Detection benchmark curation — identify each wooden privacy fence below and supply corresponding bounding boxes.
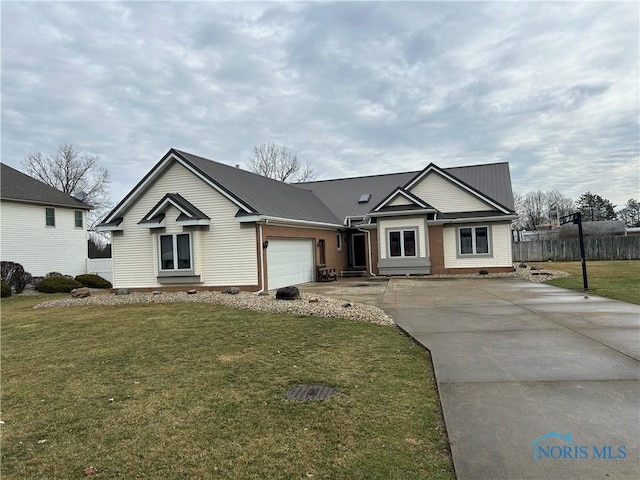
[512,236,640,262]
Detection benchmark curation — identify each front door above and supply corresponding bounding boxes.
[350,233,367,269]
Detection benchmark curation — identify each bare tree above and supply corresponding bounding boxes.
[546,189,574,225]
[520,190,547,230]
[247,142,315,183]
[22,144,111,231]
[515,189,574,230]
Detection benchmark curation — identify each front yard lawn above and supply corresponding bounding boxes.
[530,260,640,304]
[1,295,454,480]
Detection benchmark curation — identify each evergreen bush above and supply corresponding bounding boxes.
[37,277,82,293]
[75,274,112,289]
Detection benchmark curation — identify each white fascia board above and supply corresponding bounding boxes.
[368,209,435,218]
[137,220,166,229]
[147,198,192,220]
[236,214,342,229]
[176,218,211,226]
[95,224,123,232]
[344,216,365,227]
[429,215,518,225]
[407,166,511,214]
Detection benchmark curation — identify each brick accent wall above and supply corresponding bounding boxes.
[370,230,380,276]
[261,224,348,289]
[428,224,446,274]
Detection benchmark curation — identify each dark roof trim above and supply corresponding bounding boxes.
[142,193,209,222]
[404,164,514,214]
[95,216,123,231]
[138,193,210,228]
[100,149,254,226]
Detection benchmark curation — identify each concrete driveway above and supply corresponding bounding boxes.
[304,278,640,480]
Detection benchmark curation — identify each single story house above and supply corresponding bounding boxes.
[0,163,92,277]
[98,149,517,291]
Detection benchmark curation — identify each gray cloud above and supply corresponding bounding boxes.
[2,1,638,209]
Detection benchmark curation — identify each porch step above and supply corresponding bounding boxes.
[340,269,367,277]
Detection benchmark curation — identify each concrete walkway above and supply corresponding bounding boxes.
[305,278,640,479]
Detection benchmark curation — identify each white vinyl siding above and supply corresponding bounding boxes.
[443,222,512,268]
[0,200,88,276]
[378,216,427,260]
[111,161,258,288]
[409,172,493,213]
[388,195,413,207]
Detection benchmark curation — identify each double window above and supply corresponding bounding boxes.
[389,229,416,257]
[459,226,490,255]
[159,233,192,271]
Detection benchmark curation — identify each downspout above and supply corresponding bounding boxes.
[255,221,266,294]
[357,228,376,277]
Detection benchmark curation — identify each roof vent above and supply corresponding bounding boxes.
[358,193,371,203]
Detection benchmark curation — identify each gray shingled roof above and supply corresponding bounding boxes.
[300,171,419,222]
[173,150,342,225]
[444,162,515,211]
[1,163,92,210]
[300,162,515,221]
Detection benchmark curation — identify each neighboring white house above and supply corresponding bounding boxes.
[0,163,92,277]
[98,148,517,291]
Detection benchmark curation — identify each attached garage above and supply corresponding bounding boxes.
[267,238,315,290]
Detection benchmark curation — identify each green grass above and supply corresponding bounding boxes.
[1,295,454,480]
[531,260,640,304]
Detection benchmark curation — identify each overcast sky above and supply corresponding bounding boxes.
[2,1,639,209]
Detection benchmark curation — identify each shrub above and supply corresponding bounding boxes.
[75,274,112,289]
[1,261,33,293]
[46,272,65,278]
[478,269,489,276]
[13,271,33,294]
[1,261,24,285]
[37,277,82,293]
[1,281,11,297]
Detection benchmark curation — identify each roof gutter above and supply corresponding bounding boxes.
[357,228,376,278]
[429,214,518,225]
[236,215,343,229]
[368,208,436,218]
[255,222,266,295]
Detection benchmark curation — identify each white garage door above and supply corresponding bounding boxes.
[267,238,314,290]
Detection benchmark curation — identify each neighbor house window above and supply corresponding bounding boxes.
[336,233,343,252]
[74,210,83,228]
[459,226,490,255]
[45,207,55,227]
[389,230,416,257]
[159,233,192,271]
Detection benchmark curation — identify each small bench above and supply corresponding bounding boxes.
[317,265,337,282]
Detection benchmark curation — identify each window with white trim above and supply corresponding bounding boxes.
[74,210,83,228]
[459,226,490,255]
[336,233,343,252]
[45,207,55,227]
[389,229,417,257]
[159,233,192,271]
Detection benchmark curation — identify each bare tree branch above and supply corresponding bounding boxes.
[247,142,316,182]
[22,144,112,235]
